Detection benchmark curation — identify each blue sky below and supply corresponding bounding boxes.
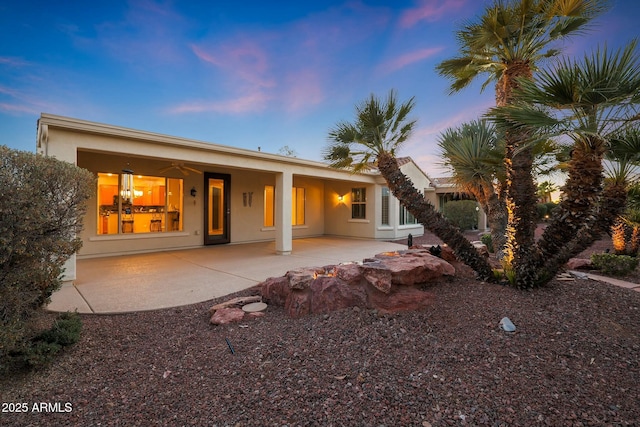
[1,0,638,176]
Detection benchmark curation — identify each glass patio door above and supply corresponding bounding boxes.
[204,173,230,245]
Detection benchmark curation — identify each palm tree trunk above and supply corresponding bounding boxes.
[504,142,539,288]
[535,181,628,284]
[485,190,507,260]
[377,153,494,281]
[537,138,606,262]
[497,62,539,288]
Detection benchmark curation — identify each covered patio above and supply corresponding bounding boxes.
[47,237,413,314]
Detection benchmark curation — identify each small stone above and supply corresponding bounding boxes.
[500,317,516,332]
[242,302,267,313]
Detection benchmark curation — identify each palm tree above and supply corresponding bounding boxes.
[437,120,508,260]
[436,0,608,287]
[324,90,494,281]
[536,180,557,203]
[492,41,640,284]
[606,129,640,254]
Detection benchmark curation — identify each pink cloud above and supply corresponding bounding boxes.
[399,0,467,28]
[378,47,444,74]
[168,92,271,115]
[0,85,65,115]
[0,57,29,67]
[191,42,275,89]
[282,69,325,112]
[0,102,40,114]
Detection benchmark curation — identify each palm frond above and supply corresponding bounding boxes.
[436,0,608,94]
[324,90,416,172]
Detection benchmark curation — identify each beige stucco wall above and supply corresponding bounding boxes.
[76,151,329,257]
[323,181,376,238]
[38,114,444,266]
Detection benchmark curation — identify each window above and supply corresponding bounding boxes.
[264,185,275,227]
[97,173,183,234]
[381,187,390,225]
[399,204,417,225]
[292,187,305,226]
[351,187,366,219]
[263,185,305,227]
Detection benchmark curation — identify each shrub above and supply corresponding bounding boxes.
[590,253,639,276]
[441,200,478,230]
[0,146,93,373]
[545,202,558,216]
[23,312,82,368]
[536,203,548,220]
[480,233,494,253]
[34,312,83,347]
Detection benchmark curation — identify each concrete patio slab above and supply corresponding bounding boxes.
[47,237,407,314]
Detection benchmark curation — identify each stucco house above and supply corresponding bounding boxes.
[36,113,471,283]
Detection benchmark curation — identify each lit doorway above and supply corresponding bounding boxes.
[204,173,230,244]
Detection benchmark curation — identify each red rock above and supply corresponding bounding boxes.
[210,307,245,325]
[285,290,312,318]
[471,241,489,257]
[259,249,454,318]
[439,246,457,263]
[378,251,454,286]
[566,258,591,270]
[361,264,392,293]
[286,268,317,290]
[335,263,363,285]
[247,312,265,319]
[260,276,289,306]
[310,276,367,314]
[367,286,434,314]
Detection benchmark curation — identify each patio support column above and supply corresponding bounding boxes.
[275,171,293,255]
[37,123,79,283]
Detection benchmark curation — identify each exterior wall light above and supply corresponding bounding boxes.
[190,187,197,197]
[337,195,344,202]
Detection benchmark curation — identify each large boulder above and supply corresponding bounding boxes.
[261,276,290,306]
[361,263,393,293]
[367,286,434,314]
[375,250,455,285]
[310,276,368,314]
[566,258,591,270]
[260,249,453,318]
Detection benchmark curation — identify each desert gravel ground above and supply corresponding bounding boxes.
[2,235,639,426]
[0,260,640,427]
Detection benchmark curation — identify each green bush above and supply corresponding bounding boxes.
[590,253,639,276]
[34,312,83,347]
[545,202,558,216]
[441,200,478,230]
[0,146,93,373]
[480,233,494,253]
[536,203,548,220]
[23,312,82,368]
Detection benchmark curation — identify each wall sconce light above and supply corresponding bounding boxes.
[337,195,344,202]
[190,187,197,197]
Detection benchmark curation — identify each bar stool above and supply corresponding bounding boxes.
[150,212,162,232]
[170,211,180,231]
[122,213,134,233]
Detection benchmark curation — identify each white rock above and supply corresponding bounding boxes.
[500,317,516,332]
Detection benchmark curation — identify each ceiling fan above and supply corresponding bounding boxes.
[158,162,202,176]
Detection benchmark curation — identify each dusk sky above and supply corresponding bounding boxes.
[1,0,638,176]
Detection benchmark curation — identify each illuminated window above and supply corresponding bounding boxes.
[399,204,417,225]
[97,173,183,234]
[381,187,390,225]
[264,185,275,227]
[351,187,366,219]
[263,185,305,226]
[292,187,305,226]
